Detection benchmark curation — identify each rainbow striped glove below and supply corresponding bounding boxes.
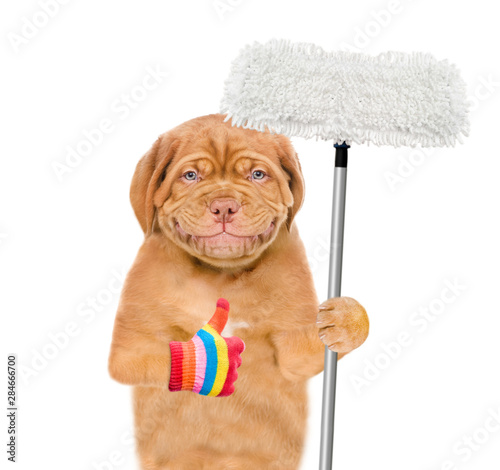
[169,299,245,397]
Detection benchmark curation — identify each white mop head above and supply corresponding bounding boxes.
[220,39,469,147]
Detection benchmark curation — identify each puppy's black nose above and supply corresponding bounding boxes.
[210,198,240,221]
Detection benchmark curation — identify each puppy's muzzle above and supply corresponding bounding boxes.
[210,198,241,223]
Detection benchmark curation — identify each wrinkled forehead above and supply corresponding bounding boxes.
[174,123,280,168]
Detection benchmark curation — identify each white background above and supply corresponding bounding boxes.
[1,1,499,469]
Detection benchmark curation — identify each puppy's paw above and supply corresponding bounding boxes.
[317,297,369,353]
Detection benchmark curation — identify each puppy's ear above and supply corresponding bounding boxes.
[276,135,305,230]
[130,135,178,235]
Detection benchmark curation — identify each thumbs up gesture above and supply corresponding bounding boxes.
[169,299,245,397]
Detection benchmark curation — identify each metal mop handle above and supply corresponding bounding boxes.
[319,143,349,470]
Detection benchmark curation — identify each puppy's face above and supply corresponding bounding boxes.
[130,115,304,269]
[157,143,285,266]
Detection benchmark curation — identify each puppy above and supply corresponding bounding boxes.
[108,114,369,469]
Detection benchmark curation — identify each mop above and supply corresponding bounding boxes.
[220,39,469,469]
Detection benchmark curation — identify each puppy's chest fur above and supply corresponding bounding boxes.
[159,267,284,339]
[170,295,266,340]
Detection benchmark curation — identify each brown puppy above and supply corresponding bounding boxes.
[108,114,369,469]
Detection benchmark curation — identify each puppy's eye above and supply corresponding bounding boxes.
[252,170,266,180]
[183,171,198,181]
